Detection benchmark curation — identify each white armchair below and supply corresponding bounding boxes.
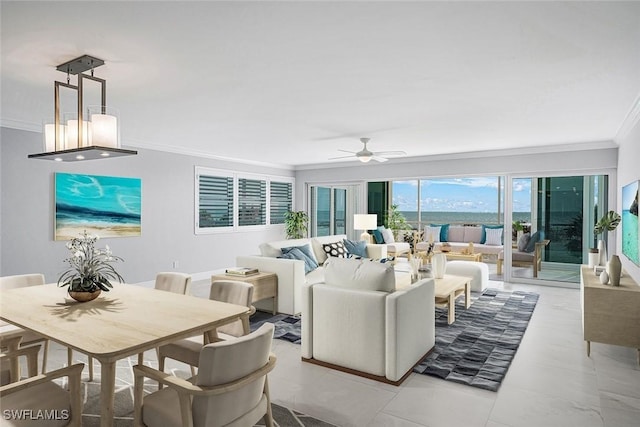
[302,257,435,384]
[134,323,276,427]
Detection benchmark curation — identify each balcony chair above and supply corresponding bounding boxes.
[498,238,550,278]
[133,323,276,427]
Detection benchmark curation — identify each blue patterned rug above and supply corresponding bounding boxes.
[250,288,538,392]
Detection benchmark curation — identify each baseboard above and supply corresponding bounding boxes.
[301,347,434,386]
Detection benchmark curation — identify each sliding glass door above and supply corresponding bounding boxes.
[507,174,608,284]
[309,184,361,238]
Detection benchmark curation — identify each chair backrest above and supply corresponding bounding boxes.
[209,280,253,336]
[154,272,191,295]
[193,323,274,427]
[0,274,45,291]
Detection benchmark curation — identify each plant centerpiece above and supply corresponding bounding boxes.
[284,210,309,239]
[58,231,124,302]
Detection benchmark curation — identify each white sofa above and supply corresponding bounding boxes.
[237,234,387,315]
[415,225,504,257]
[301,257,435,384]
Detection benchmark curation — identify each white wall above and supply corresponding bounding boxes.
[294,144,619,210]
[0,127,293,283]
[616,114,640,283]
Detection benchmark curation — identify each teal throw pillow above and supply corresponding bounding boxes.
[524,230,545,253]
[481,224,504,244]
[372,229,385,244]
[343,239,368,257]
[430,223,450,242]
[282,244,317,265]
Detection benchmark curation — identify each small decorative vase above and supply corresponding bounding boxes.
[588,249,599,268]
[599,270,609,285]
[608,255,622,286]
[597,240,607,266]
[69,289,101,302]
[432,253,447,279]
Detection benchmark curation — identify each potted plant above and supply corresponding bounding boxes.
[512,220,524,243]
[384,204,411,240]
[594,210,621,266]
[284,210,309,239]
[58,231,125,302]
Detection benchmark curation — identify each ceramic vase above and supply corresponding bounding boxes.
[608,255,622,286]
[432,253,447,279]
[599,270,609,285]
[588,250,599,268]
[597,240,607,266]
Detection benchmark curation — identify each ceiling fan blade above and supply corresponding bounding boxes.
[328,155,357,160]
[337,149,357,154]
[373,150,407,157]
[371,156,389,163]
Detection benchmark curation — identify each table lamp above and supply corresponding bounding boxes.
[354,214,377,243]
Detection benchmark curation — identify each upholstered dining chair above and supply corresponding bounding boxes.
[157,280,254,380]
[83,272,193,379]
[0,273,50,373]
[134,323,276,427]
[0,343,84,427]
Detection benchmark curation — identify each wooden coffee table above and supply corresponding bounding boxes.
[433,274,472,324]
[441,251,483,262]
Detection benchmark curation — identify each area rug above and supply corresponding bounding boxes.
[252,288,538,392]
[413,288,538,391]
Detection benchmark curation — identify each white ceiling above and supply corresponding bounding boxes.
[2,1,640,168]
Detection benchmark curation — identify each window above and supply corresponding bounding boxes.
[195,167,293,233]
[270,181,292,225]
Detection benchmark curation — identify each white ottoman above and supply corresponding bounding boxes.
[445,261,489,292]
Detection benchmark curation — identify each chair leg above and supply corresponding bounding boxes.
[263,376,274,427]
[41,340,49,373]
[190,365,196,377]
[88,356,94,381]
[497,259,503,275]
[67,348,73,367]
[158,354,165,389]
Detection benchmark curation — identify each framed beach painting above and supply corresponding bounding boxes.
[621,180,639,266]
[55,173,141,240]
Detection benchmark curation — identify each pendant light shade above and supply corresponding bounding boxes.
[30,55,136,162]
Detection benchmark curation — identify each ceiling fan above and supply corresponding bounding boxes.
[329,138,407,163]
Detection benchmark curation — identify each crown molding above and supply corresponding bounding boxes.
[1,118,41,132]
[615,93,640,142]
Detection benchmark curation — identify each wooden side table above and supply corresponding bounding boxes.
[211,271,278,315]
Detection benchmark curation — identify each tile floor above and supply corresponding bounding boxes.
[47,276,640,427]
[262,280,640,427]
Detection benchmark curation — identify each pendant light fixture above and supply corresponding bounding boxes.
[29,55,137,161]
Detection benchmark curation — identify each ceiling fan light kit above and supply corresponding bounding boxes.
[29,54,137,162]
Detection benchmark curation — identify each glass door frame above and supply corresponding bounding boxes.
[504,168,616,288]
[306,182,365,239]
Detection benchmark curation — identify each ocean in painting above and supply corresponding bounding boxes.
[622,210,639,265]
[55,173,141,240]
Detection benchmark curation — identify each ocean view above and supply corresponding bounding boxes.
[399,211,531,226]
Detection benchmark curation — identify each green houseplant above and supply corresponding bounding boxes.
[58,231,125,301]
[284,210,309,239]
[385,204,411,240]
[593,210,621,267]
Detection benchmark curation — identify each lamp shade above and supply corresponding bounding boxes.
[354,214,377,231]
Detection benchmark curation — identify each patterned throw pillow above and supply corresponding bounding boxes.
[517,233,531,252]
[381,228,395,243]
[323,241,347,258]
[485,227,503,246]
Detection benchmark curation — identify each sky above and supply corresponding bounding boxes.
[622,180,638,211]
[392,177,532,213]
[55,173,141,215]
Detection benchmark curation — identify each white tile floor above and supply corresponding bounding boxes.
[263,280,640,427]
[46,277,640,427]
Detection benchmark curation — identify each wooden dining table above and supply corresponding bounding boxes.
[0,283,251,427]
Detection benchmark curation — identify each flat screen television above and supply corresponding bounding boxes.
[621,180,639,266]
